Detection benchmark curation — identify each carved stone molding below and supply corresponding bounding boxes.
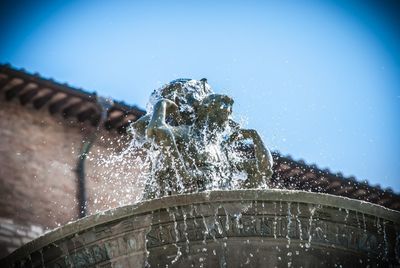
[2,190,399,267]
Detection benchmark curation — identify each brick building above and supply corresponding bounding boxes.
[0,64,399,259]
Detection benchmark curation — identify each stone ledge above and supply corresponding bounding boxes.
[2,189,400,266]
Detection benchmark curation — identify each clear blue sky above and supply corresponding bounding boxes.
[1,0,399,192]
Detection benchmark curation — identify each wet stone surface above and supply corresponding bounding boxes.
[2,190,400,267]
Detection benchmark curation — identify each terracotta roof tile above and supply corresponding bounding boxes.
[0,64,145,128]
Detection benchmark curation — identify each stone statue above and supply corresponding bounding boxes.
[131,79,273,198]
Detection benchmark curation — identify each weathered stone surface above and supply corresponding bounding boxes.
[1,190,399,267]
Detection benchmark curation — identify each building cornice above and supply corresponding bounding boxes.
[0,64,145,132]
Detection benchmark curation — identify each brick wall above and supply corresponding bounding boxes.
[0,98,144,258]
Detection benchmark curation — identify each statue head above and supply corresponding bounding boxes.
[149,79,212,125]
[196,94,234,129]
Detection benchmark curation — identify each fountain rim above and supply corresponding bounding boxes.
[4,189,400,262]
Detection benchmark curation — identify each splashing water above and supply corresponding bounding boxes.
[168,207,182,265]
[89,79,272,207]
[286,202,292,248]
[84,134,150,212]
[296,203,303,244]
[305,205,317,249]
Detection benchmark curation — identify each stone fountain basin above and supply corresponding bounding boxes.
[2,189,400,267]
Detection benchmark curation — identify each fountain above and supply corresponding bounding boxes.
[131,78,273,198]
[1,80,399,267]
